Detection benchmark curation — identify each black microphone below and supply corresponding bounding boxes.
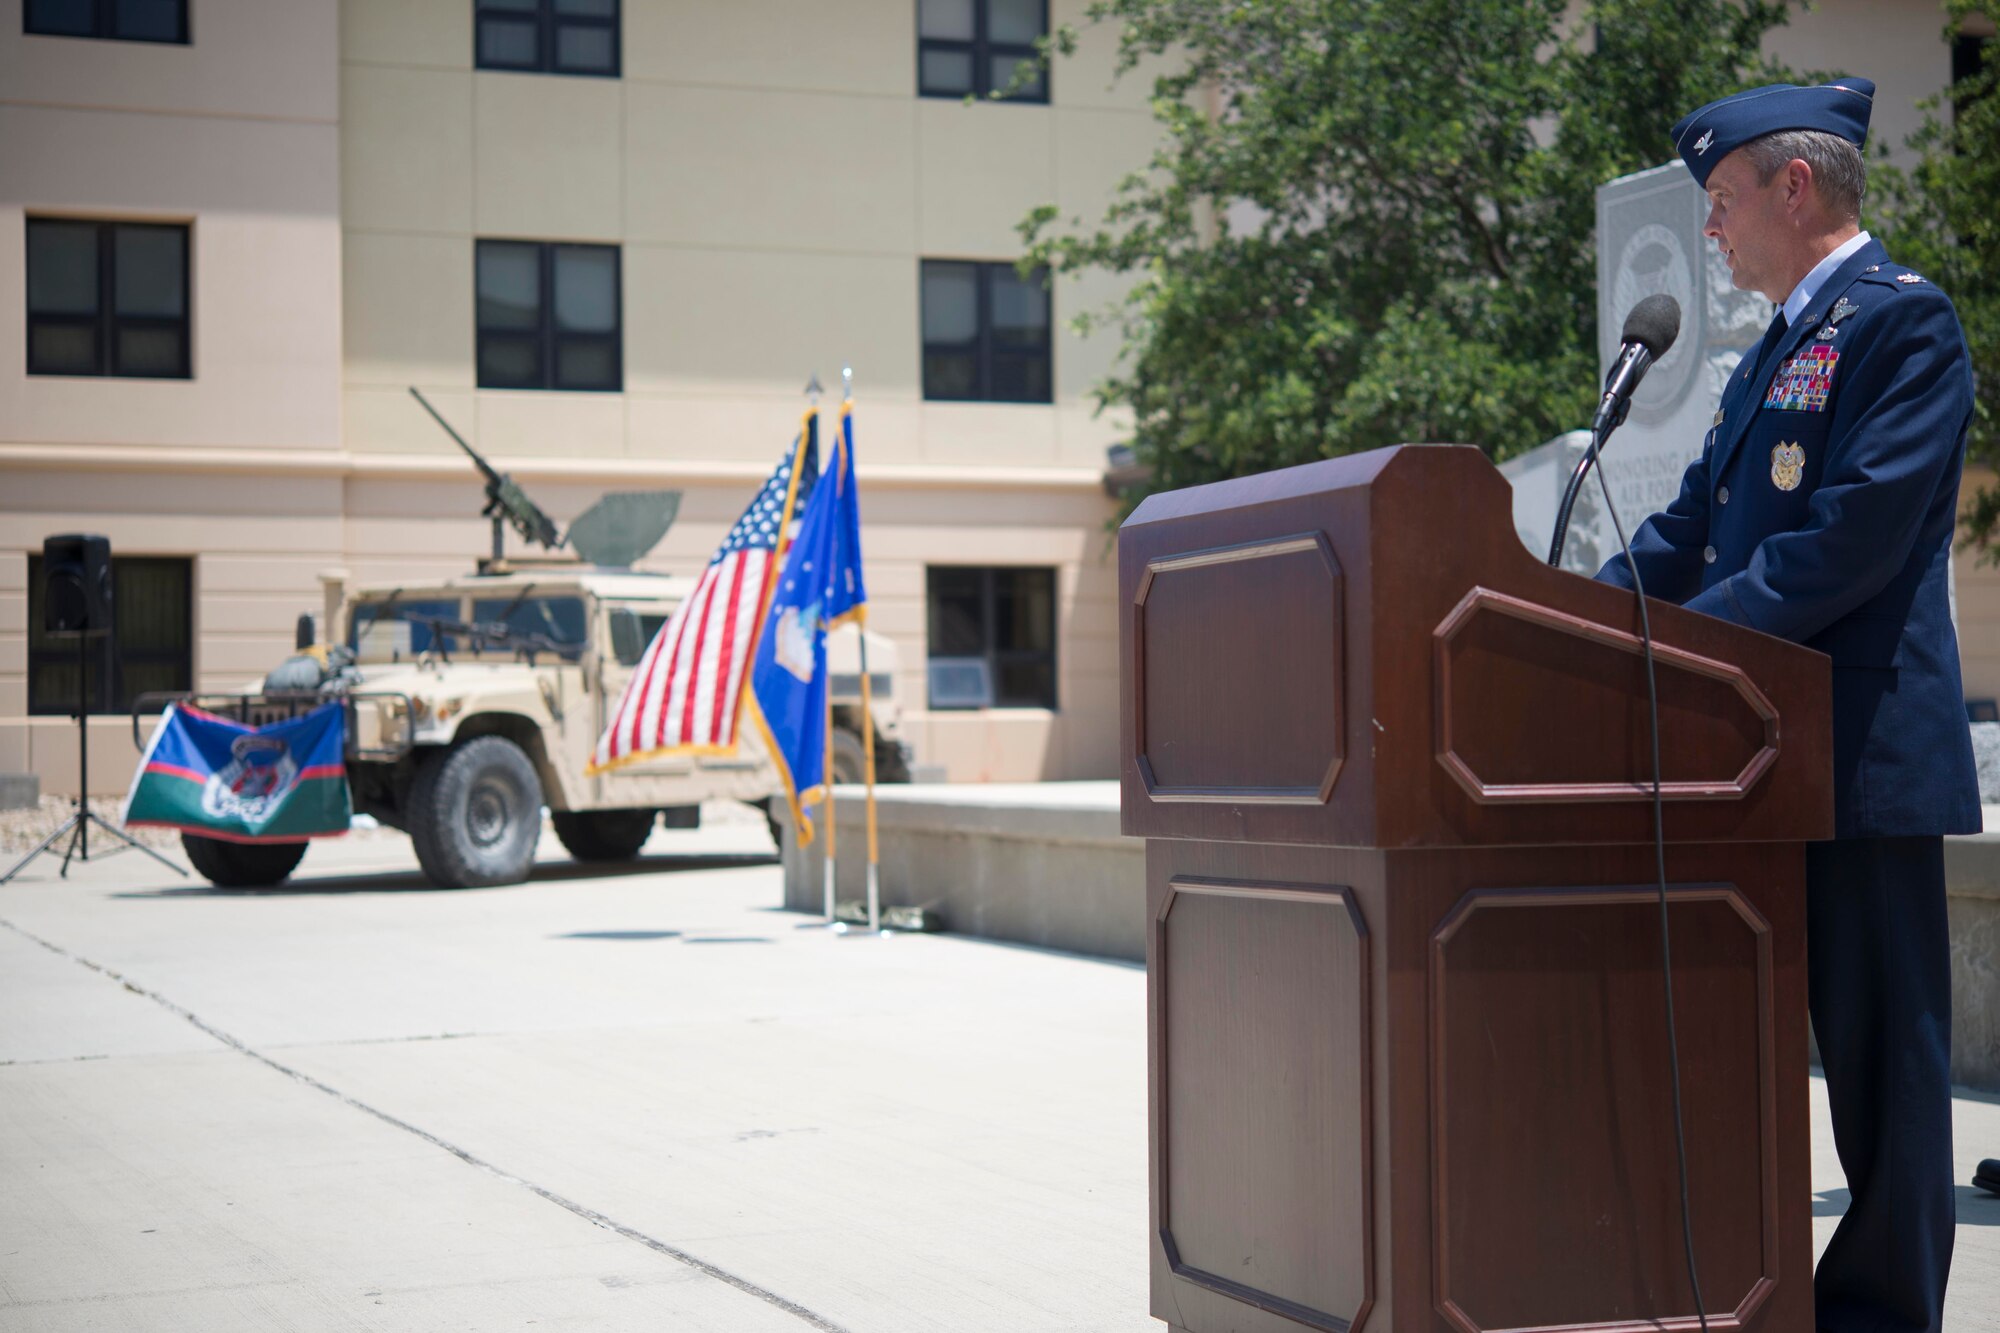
[1547,295,1684,568]
[1592,294,1682,435]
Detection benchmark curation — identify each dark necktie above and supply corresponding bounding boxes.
[1747,307,1789,390]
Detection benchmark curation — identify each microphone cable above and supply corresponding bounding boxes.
[1584,441,1712,1333]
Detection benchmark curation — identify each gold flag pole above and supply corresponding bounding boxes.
[847,365,882,934]
[805,373,836,926]
[823,657,838,923]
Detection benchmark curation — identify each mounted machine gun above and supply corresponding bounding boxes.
[407,386,682,572]
[409,386,564,563]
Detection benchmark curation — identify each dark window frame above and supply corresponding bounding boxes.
[921,258,1053,403]
[475,238,623,393]
[917,0,1049,103]
[1952,30,1993,124]
[23,0,190,44]
[26,218,192,380]
[925,565,1058,711]
[26,555,194,716]
[474,0,620,78]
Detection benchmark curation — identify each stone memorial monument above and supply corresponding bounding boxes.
[1503,162,1770,570]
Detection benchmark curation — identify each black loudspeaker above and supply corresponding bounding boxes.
[43,534,113,638]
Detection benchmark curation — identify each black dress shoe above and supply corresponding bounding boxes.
[1976,1159,2000,1195]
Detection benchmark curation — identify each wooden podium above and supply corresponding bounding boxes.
[1118,445,1832,1333]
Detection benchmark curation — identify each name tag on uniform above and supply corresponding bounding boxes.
[1764,344,1840,411]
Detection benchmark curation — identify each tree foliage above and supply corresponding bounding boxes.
[1021,0,1809,513]
[1869,2,2000,556]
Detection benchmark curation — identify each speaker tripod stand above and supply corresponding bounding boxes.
[0,633,184,886]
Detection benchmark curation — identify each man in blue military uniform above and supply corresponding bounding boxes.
[1597,77,1978,1333]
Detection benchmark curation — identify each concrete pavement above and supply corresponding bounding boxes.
[0,806,1996,1331]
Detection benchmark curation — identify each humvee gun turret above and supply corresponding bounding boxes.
[142,394,908,891]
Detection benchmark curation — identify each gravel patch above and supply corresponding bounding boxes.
[0,795,182,855]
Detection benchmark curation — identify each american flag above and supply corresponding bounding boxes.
[588,420,819,773]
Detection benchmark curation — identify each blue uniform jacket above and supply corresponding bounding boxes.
[1597,237,1980,839]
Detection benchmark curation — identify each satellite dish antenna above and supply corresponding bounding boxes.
[565,491,682,568]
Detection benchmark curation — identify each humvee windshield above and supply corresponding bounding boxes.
[349,598,459,660]
[346,594,589,663]
[469,596,587,661]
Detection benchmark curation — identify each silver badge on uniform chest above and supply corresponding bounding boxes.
[1817,297,1860,340]
[1771,441,1805,491]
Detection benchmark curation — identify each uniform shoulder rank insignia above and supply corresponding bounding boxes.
[1772,441,1805,491]
[1863,265,1881,274]
[1764,344,1840,411]
[1817,297,1861,339]
[1897,272,1926,284]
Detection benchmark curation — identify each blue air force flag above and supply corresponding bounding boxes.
[746,398,870,841]
[823,400,868,629]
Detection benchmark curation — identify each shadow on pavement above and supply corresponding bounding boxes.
[111,851,779,899]
[555,929,684,941]
[1812,1184,2000,1227]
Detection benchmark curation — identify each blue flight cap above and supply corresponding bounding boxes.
[1671,78,1875,188]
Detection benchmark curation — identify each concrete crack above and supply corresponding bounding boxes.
[0,916,852,1333]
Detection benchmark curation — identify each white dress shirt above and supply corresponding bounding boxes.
[1782,230,1872,327]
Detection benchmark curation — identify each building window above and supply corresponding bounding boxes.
[1952,30,1993,122]
[926,566,1056,709]
[475,0,619,77]
[26,556,193,716]
[918,0,1047,102]
[26,219,191,379]
[921,259,1052,403]
[24,0,188,43]
[476,240,622,392]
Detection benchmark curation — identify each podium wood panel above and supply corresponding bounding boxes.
[1431,886,1778,1333]
[1134,533,1345,802]
[1158,879,1371,1331]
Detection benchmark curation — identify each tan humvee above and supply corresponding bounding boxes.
[169,565,906,890]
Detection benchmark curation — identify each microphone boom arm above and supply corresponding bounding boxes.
[1548,299,1674,569]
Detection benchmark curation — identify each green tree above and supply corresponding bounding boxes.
[1869,2,2000,556]
[1023,0,1804,513]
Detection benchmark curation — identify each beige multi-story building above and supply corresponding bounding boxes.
[1,0,1993,796]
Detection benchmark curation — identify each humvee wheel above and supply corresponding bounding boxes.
[408,735,543,888]
[828,725,909,785]
[182,833,309,888]
[551,808,655,863]
[830,727,867,785]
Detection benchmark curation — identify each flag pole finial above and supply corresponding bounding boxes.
[804,371,823,406]
[841,364,853,402]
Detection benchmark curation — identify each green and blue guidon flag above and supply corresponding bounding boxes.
[124,701,352,843]
[747,396,870,842]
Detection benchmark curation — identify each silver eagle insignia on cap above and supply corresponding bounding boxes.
[1694,129,1715,155]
